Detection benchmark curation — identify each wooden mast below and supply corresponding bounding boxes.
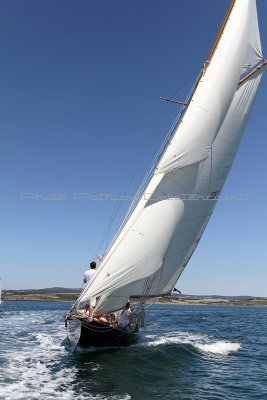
[191,0,236,96]
[205,0,236,66]
[160,0,237,107]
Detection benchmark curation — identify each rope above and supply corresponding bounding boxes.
[99,82,195,261]
[95,105,173,257]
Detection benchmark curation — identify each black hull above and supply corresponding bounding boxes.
[67,317,139,348]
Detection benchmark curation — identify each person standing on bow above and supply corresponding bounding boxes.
[83,261,97,319]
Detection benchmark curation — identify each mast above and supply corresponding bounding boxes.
[206,0,236,66]
[191,0,237,97]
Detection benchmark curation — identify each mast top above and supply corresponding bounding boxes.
[190,0,237,99]
[206,0,236,66]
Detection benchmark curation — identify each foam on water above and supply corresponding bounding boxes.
[195,341,241,355]
[143,331,241,356]
[1,334,78,399]
[0,309,130,400]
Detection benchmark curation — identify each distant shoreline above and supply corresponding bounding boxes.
[3,293,79,302]
[3,293,267,306]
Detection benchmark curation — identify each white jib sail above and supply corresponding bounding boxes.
[77,0,265,313]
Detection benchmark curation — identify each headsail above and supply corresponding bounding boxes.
[77,0,265,313]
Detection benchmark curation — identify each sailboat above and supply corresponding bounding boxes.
[65,0,266,348]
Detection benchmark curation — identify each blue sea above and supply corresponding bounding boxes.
[0,301,266,400]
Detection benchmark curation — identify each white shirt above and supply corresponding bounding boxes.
[83,268,96,287]
[118,308,131,328]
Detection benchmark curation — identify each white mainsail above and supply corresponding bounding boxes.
[77,0,265,313]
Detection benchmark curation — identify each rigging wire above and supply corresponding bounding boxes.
[165,0,226,101]
[95,120,159,255]
[94,1,229,260]
[106,73,198,244]
[93,0,229,274]
[95,84,190,257]
[167,68,200,100]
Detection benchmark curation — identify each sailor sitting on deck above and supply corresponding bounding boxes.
[118,302,132,330]
[94,313,110,324]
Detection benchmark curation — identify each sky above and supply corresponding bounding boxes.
[0,0,267,296]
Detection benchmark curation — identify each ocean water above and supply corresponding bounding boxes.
[0,302,266,400]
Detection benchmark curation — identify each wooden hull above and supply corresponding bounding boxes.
[66,317,139,348]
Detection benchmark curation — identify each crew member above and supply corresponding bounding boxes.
[83,261,97,319]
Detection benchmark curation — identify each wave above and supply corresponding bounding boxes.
[141,331,241,356]
[195,341,241,355]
